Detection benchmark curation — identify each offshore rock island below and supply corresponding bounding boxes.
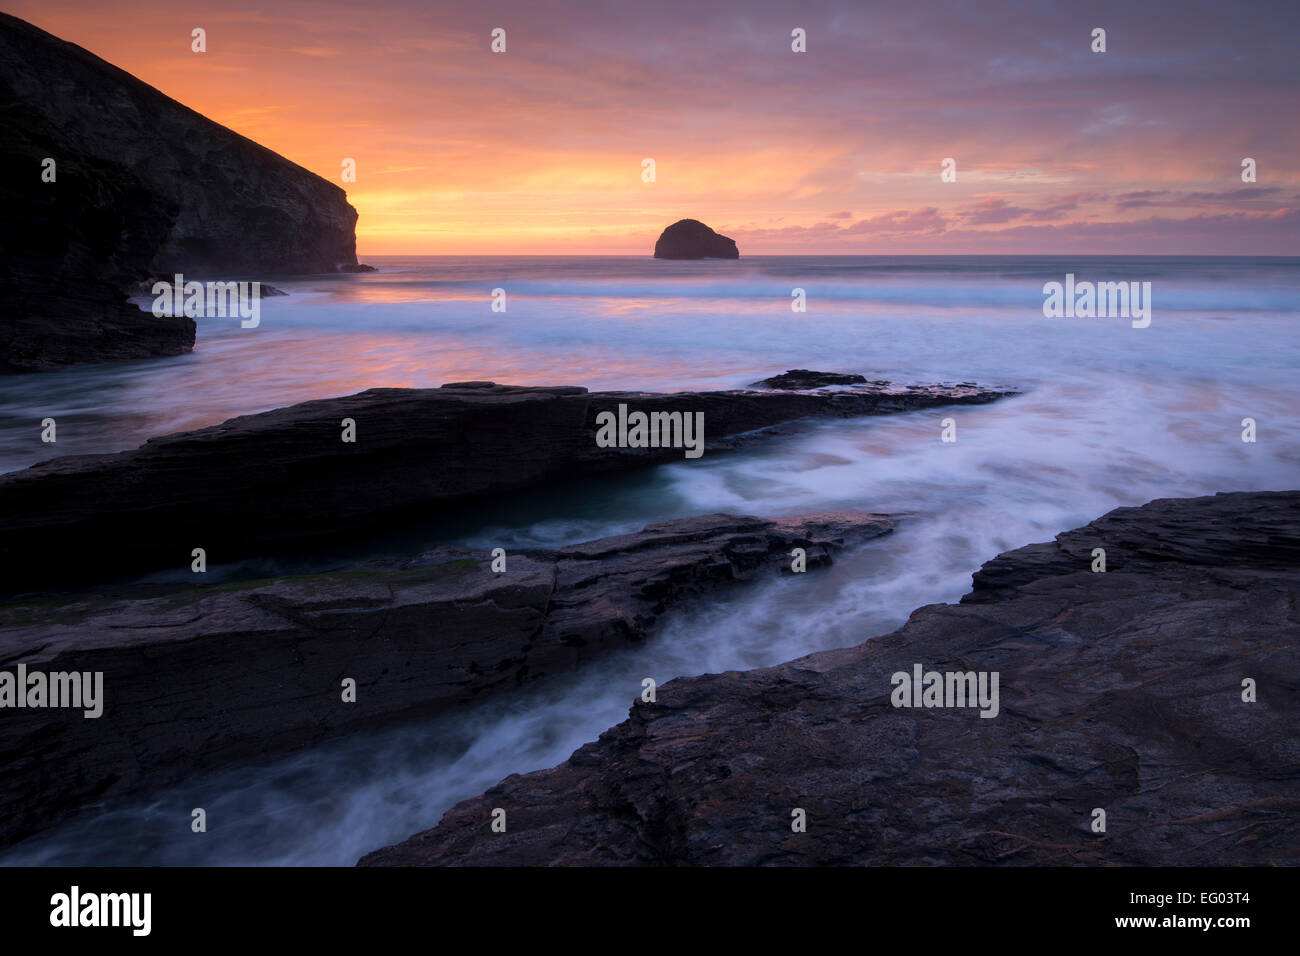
[653,219,740,259]
[0,3,1291,883]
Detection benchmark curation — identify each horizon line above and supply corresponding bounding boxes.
[356,252,1300,258]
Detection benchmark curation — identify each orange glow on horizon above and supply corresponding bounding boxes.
[10,1,1298,256]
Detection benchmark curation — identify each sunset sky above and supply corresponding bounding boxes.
[10,0,1299,255]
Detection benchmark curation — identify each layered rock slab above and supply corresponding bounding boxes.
[0,511,893,847]
[360,491,1300,867]
[0,378,1015,593]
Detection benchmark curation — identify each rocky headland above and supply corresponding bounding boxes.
[0,13,363,370]
[360,490,1300,867]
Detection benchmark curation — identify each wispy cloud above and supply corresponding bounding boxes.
[9,0,1298,252]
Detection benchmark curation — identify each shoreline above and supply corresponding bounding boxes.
[7,487,1292,864]
[361,489,1300,867]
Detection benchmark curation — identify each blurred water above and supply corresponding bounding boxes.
[3,255,1297,474]
[1,255,1297,864]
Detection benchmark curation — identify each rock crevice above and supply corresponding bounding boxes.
[359,491,1300,867]
[0,511,894,847]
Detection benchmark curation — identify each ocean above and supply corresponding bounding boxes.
[2,254,1297,864]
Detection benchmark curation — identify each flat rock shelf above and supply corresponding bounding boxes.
[0,377,1017,593]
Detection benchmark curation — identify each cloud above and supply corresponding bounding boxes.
[725,203,1300,254]
[958,198,1029,225]
[13,0,1296,253]
[1117,186,1284,209]
[840,207,950,236]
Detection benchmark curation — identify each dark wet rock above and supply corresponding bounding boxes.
[0,510,893,847]
[0,13,359,370]
[360,491,1300,867]
[751,370,870,389]
[653,219,739,259]
[964,490,1300,603]
[0,379,1016,593]
[0,109,194,370]
[339,264,377,273]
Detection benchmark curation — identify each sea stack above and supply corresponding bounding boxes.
[0,12,363,371]
[653,219,740,259]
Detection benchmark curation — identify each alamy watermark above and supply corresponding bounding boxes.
[890,663,999,718]
[0,665,103,718]
[50,886,150,936]
[151,273,261,328]
[1043,273,1151,328]
[595,404,705,459]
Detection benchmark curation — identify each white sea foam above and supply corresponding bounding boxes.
[2,255,1296,864]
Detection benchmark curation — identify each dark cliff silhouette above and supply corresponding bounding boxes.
[0,13,362,370]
